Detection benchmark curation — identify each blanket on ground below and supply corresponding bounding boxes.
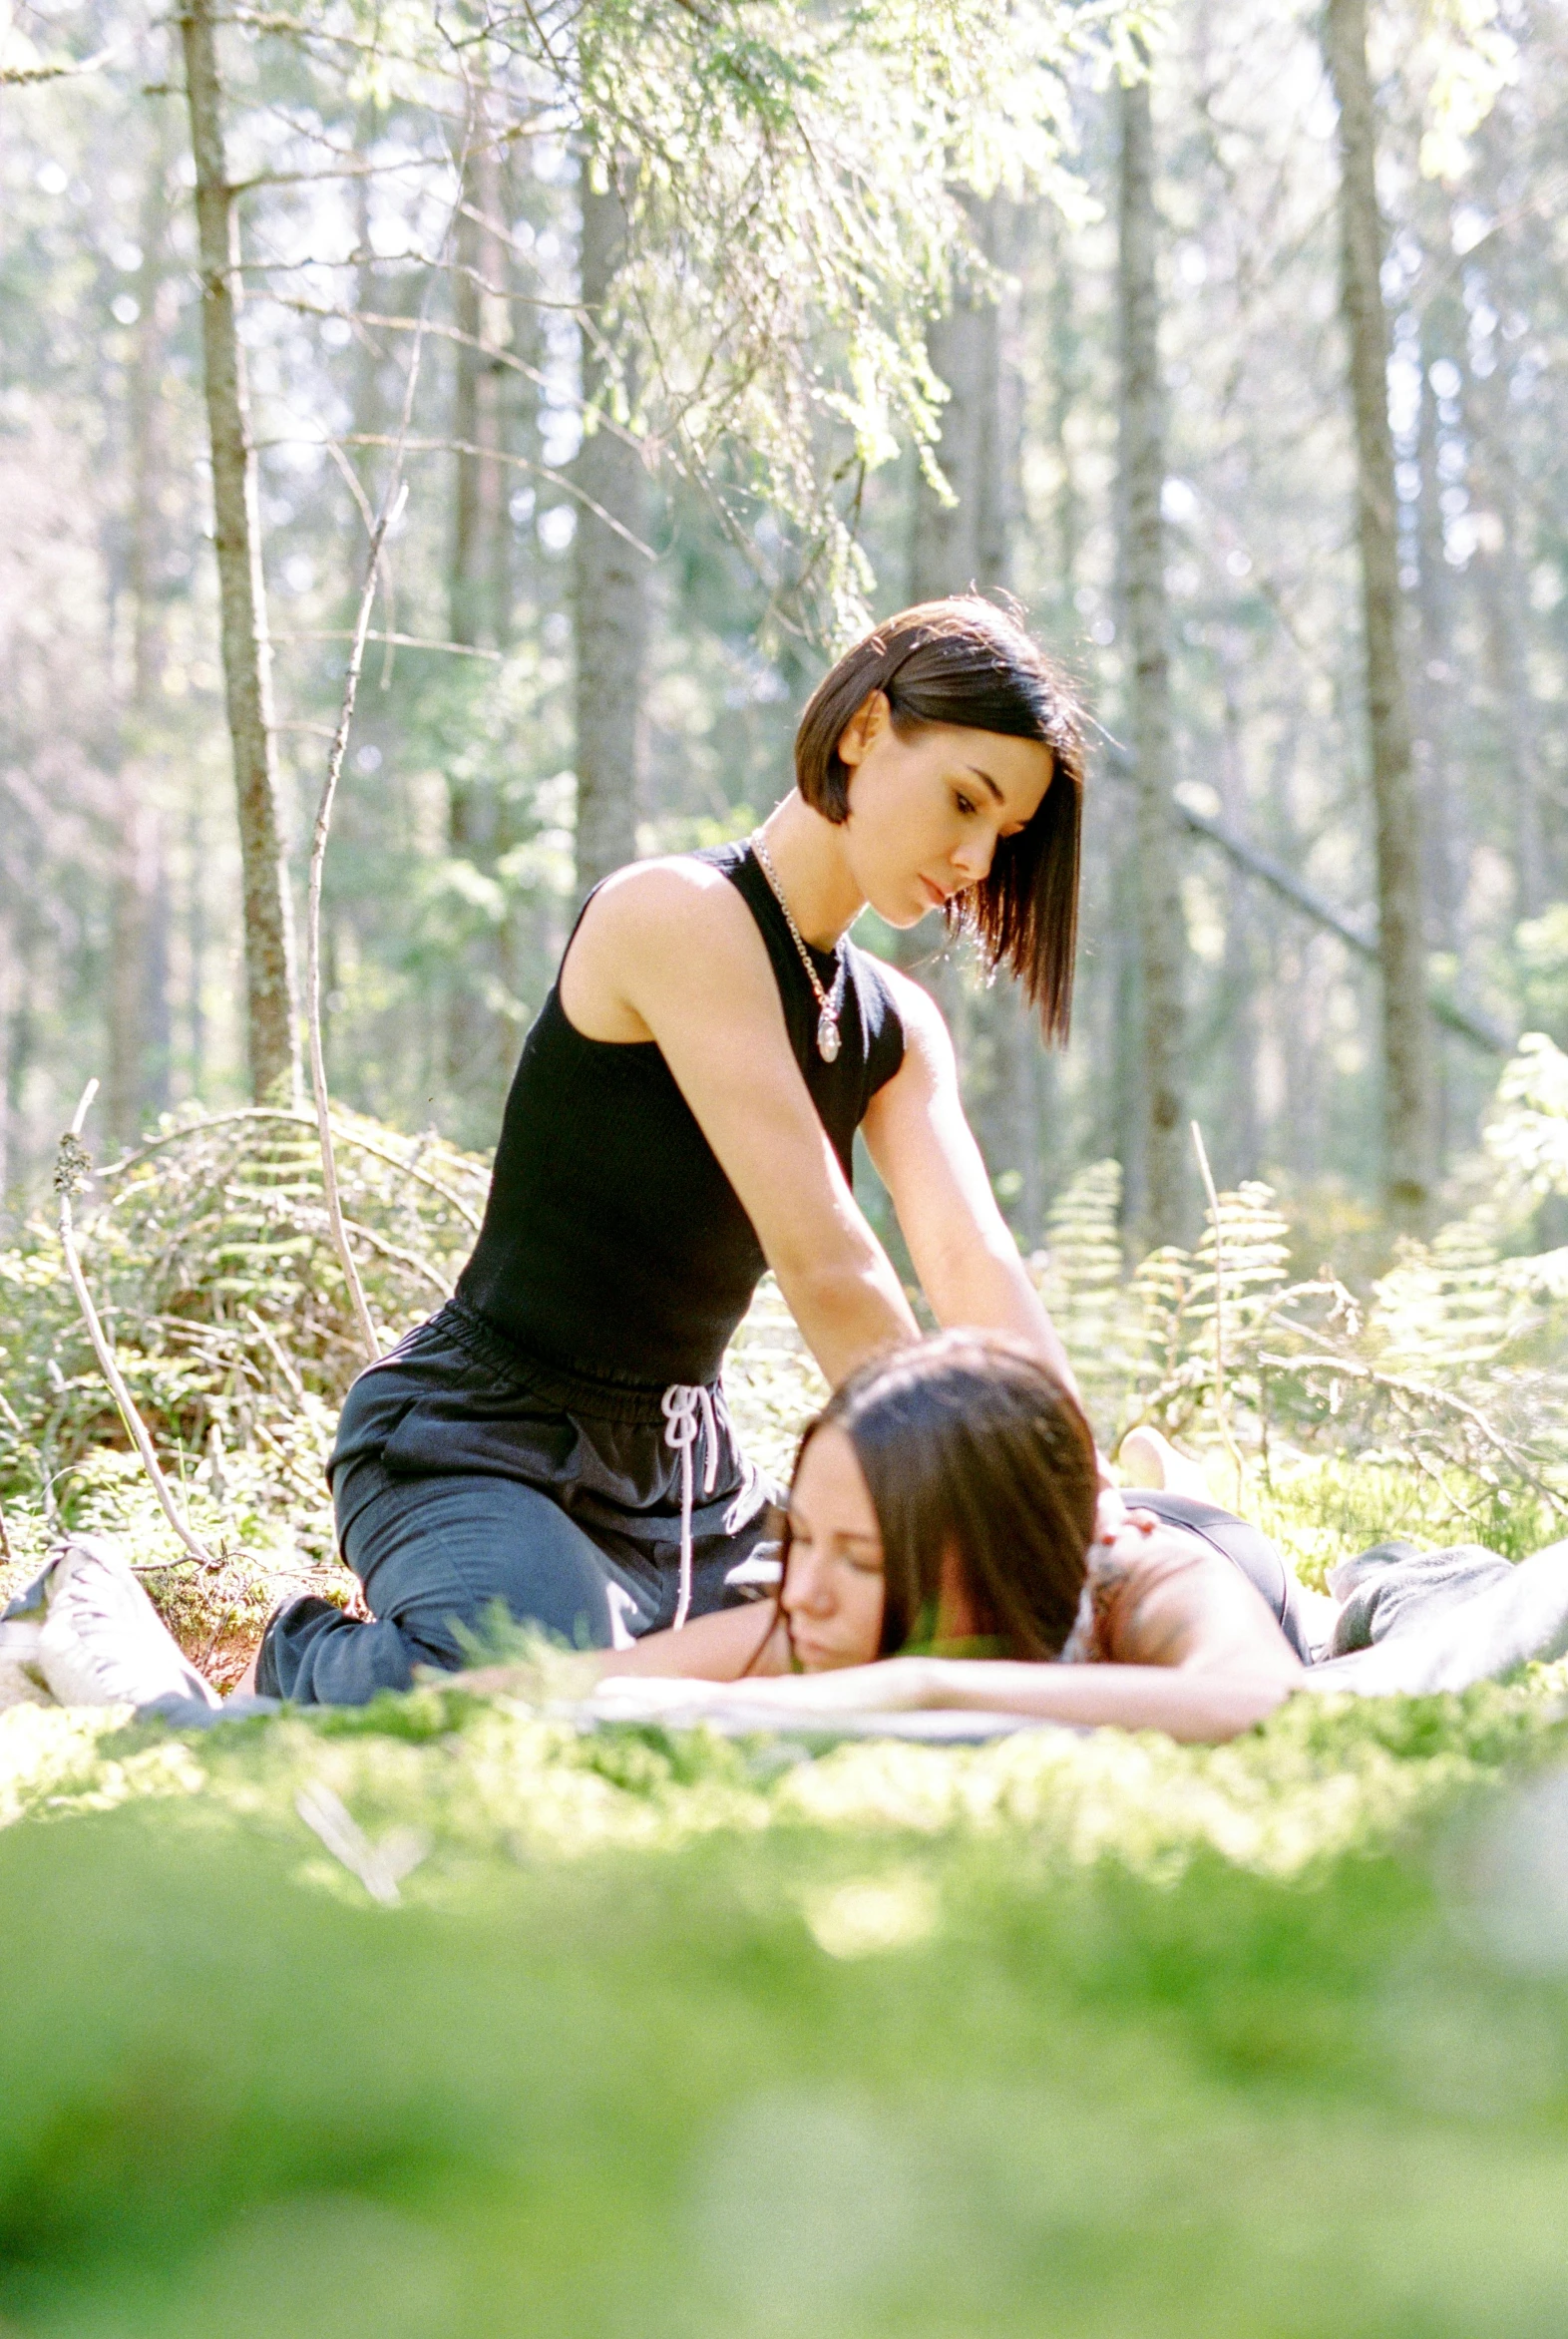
[1303,1537,1568,1698]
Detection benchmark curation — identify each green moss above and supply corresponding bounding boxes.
[3,1678,1568,2336]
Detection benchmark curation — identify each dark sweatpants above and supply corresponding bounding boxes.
[255,1301,776,1706]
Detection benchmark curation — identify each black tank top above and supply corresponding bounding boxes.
[456,840,907,1388]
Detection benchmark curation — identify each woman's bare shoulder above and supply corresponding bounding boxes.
[563,857,770,1039]
[584,855,755,942]
[1084,1526,1300,1674]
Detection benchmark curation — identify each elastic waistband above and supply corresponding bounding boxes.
[433,1298,720,1427]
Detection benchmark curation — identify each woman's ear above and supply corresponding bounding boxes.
[834,688,891,774]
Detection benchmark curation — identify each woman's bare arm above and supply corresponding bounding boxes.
[583,1525,1305,1745]
[860,972,1078,1393]
[586,1649,1295,1743]
[458,1601,790,1698]
[902,1656,1297,1742]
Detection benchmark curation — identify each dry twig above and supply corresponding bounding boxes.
[305,481,409,1365]
[54,1081,221,1572]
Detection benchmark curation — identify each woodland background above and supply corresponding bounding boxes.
[4,0,1564,1266]
[10,11,1568,2333]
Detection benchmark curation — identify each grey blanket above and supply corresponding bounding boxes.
[1303,1536,1568,1698]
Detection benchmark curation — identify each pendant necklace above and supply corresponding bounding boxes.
[749,830,848,1063]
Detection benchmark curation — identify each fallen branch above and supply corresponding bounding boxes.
[54,1082,221,1572]
[338,1216,454,1302]
[1256,1347,1568,1518]
[101,1106,485,1232]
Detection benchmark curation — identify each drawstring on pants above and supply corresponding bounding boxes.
[661,1383,719,1630]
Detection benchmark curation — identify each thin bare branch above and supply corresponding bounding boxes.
[99,1106,485,1230]
[333,435,658,560]
[272,627,502,660]
[306,479,409,1364]
[54,1083,221,1572]
[0,40,121,86]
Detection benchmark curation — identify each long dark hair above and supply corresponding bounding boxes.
[779,1331,1098,1663]
[792,598,1086,1042]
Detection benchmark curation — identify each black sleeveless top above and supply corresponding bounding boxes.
[456,840,907,1389]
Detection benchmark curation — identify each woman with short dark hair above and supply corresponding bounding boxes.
[251,597,1097,1705]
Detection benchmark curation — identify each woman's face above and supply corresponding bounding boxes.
[835,692,1054,931]
[780,1424,887,1671]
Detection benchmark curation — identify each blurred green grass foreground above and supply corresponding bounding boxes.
[12,1093,1568,2332]
[6,1672,1568,2338]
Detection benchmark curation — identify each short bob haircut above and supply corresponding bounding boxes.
[793,597,1086,1042]
[780,1330,1098,1663]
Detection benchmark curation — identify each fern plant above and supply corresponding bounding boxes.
[1031,1159,1142,1429]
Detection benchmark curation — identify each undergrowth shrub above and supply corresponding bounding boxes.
[7,1038,1568,1661]
[1030,1038,1568,1559]
[0,1107,490,1669]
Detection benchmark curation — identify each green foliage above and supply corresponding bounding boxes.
[4,1665,1568,2332]
[555,0,1141,630]
[1023,1044,1568,1548]
[2,1082,1568,2328]
[0,1108,490,1663]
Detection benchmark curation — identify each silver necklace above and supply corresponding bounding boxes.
[749,830,848,1064]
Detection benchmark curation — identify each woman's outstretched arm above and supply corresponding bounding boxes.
[457,1599,790,1698]
[584,1651,1297,1744]
[860,972,1078,1394]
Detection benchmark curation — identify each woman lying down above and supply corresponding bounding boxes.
[3,1333,1307,1742]
[465,1332,1311,1745]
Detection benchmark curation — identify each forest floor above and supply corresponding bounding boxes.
[5,1172,1568,2333]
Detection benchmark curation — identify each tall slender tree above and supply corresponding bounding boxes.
[1117,64,1187,1246]
[1324,0,1433,1224]
[179,0,299,1104]
[910,196,1007,603]
[572,154,647,903]
[108,121,176,1151]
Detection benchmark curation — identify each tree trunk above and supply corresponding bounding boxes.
[909,195,1035,1224]
[449,103,506,654]
[1414,319,1461,957]
[572,156,648,902]
[446,101,511,1098]
[1414,310,1462,1163]
[1117,69,1187,1248]
[1472,353,1544,921]
[180,0,299,1103]
[108,128,174,1150]
[911,195,1005,603]
[1044,207,1080,618]
[1324,0,1433,1226]
[1215,648,1261,1180]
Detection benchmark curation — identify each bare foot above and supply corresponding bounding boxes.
[1118,1425,1214,1502]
